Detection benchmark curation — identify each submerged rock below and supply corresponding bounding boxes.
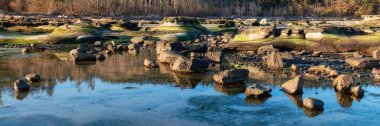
[25,74,41,82]
[13,79,30,92]
[281,75,304,94]
[333,74,354,93]
[245,84,272,97]
[213,69,249,84]
[144,59,158,68]
[303,97,324,110]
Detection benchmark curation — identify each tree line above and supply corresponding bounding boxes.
[0,0,379,17]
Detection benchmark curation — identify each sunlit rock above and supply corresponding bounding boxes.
[245,84,272,97]
[333,74,354,93]
[25,73,41,82]
[303,97,324,110]
[281,75,304,94]
[213,69,249,84]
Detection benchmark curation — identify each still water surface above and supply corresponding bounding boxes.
[0,49,379,126]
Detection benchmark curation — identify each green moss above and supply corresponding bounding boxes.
[276,39,319,46]
[0,38,39,44]
[6,26,54,34]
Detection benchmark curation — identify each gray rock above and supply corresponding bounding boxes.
[213,69,249,84]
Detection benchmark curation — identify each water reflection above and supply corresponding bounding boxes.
[303,108,324,118]
[214,83,246,96]
[0,49,379,125]
[245,94,272,105]
[284,93,303,108]
[170,72,202,90]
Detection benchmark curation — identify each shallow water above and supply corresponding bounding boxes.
[0,50,380,126]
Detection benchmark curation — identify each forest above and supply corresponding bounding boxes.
[0,0,379,17]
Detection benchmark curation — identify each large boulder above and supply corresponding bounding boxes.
[303,98,324,110]
[245,84,272,97]
[25,74,41,82]
[281,75,304,94]
[333,74,354,93]
[263,51,283,70]
[13,79,30,92]
[213,69,249,84]
[144,59,158,68]
[345,57,380,68]
[170,57,209,73]
[158,51,184,64]
[257,45,278,55]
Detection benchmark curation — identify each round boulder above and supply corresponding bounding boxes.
[303,97,324,110]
